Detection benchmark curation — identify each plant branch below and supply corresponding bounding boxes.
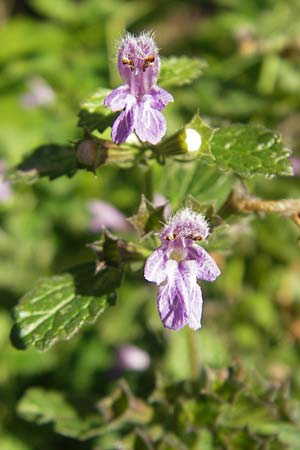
[228,183,300,226]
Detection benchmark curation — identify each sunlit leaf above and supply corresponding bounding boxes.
[78,88,117,133]
[210,125,293,178]
[11,263,122,351]
[159,57,206,88]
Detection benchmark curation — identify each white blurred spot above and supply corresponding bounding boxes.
[185,128,202,152]
[126,132,140,145]
[117,345,150,371]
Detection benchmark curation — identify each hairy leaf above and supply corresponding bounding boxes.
[128,195,166,238]
[11,144,77,183]
[159,57,206,88]
[210,125,293,178]
[17,387,103,440]
[11,263,122,351]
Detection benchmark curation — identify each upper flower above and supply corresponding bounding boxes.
[144,208,221,331]
[104,32,173,145]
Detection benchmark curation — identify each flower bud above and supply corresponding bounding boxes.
[76,139,105,168]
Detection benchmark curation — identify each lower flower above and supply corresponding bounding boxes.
[144,208,221,330]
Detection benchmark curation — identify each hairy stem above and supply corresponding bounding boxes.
[228,184,300,226]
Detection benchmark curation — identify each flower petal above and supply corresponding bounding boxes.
[177,262,203,330]
[111,104,136,144]
[135,97,166,144]
[187,244,221,282]
[104,85,131,111]
[157,260,192,330]
[149,86,174,111]
[187,282,203,330]
[144,245,168,285]
[157,288,188,331]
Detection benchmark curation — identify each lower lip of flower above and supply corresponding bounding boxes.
[169,248,187,262]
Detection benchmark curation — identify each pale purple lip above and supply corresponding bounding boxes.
[144,208,221,331]
[104,32,173,145]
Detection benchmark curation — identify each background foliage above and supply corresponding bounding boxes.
[1,0,300,449]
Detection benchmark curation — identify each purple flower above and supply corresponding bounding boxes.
[144,208,221,331]
[87,200,130,232]
[104,32,173,145]
[20,76,55,109]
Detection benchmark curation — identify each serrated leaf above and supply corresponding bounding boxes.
[11,144,77,183]
[89,228,148,268]
[17,387,104,440]
[97,380,152,428]
[11,263,122,351]
[159,57,206,88]
[258,424,300,450]
[128,195,166,238]
[78,88,117,133]
[210,124,293,178]
[217,391,277,431]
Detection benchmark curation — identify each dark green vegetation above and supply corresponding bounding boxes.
[1,0,300,449]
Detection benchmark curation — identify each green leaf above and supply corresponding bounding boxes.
[89,228,148,268]
[159,57,206,89]
[78,88,117,133]
[0,434,31,450]
[128,195,166,238]
[258,424,300,450]
[155,160,234,210]
[11,263,122,351]
[17,387,103,440]
[210,124,293,178]
[218,391,277,431]
[11,144,77,183]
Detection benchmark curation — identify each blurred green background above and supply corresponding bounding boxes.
[1,0,300,449]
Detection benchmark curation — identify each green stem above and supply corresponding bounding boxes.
[186,327,199,379]
[143,166,153,202]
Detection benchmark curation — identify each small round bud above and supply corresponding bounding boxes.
[185,128,202,152]
[76,139,104,168]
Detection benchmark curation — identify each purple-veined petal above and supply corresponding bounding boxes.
[149,86,174,111]
[177,261,203,330]
[157,260,203,331]
[157,261,189,330]
[104,85,131,111]
[187,244,221,282]
[135,97,166,144]
[144,245,168,285]
[187,282,203,330]
[111,103,136,144]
